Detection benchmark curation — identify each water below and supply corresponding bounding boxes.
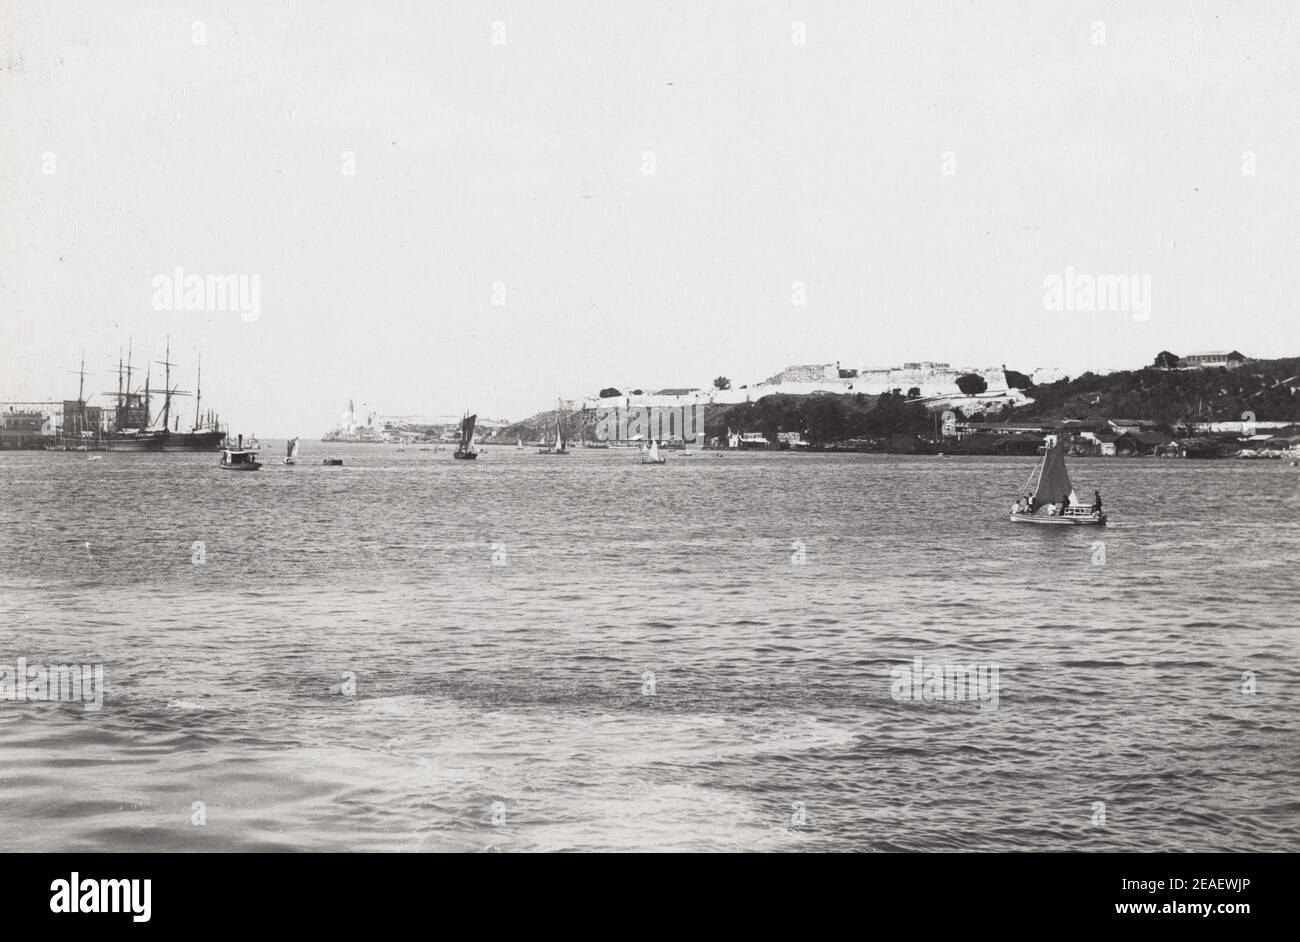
[1,445,1297,851]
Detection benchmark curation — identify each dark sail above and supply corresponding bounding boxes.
[459,414,476,451]
[1032,439,1075,507]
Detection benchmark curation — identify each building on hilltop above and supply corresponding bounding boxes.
[1181,350,1249,369]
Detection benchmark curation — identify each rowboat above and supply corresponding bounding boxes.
[1008,437,1106,525]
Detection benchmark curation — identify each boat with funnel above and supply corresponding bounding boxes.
[220,435,262,471]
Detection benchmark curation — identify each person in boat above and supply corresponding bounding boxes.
[1091,490,1102,513]
[1061,493,1072,515]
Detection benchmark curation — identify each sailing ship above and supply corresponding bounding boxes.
[537,401,571,454]
[284,437,300,465]
[1009,437,1106,525]
[641,439,667,465]
[220,435,262,471]
[452,413,479,460]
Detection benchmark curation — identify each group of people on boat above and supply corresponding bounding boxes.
[1012,490,1103,517]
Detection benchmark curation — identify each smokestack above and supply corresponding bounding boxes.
[238,434,243,449]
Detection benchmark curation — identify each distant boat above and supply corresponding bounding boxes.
[220,435,262,471]
[538,401,571,454]
[284,437,300,465]
[322,458,343,466]
[1009,438,1106,525]
[516,438,523,450]
[453,413,479,460]
[641,439,667,465]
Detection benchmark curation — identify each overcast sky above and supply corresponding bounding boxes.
[3,1,1298,436]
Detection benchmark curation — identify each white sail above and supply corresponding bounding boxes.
[648,440,660,461]
[288,437,300,459]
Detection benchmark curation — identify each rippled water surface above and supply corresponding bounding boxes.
[1,445,1297,851]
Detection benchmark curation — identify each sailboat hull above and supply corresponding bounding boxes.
[1009,512,1106,526]
[452,451,478,460]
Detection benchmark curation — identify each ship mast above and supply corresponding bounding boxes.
[66,351,90,437]
[194,353,202,431]
[155,335,174,432]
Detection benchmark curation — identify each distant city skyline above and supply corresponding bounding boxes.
[4,1,1298,437]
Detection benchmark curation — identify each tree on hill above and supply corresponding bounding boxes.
[907,387,921,399]
[598,387,621,398]
[956,373,988,395]
[713,376,732,391]
[1154,351,1181,370]
[1004,369,1034,389]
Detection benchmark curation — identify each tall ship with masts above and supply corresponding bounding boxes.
[47,339,228,452]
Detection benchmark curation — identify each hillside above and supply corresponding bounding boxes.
[494,391,931,445]
[1010,357,1300,424]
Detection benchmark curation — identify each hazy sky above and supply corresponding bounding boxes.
[4,1,1298,436]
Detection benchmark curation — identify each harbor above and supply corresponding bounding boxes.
[1,340,226,452]
[1,443,1295,853]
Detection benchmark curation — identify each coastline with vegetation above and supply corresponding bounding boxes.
[489,353,1300,458]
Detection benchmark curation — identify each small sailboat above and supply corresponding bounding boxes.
[220,434,263,471]
[516,437,523,450]
[453,413,479,460]
[1009,437,1106,525]
[538,402,571,454]
[283,437,300,465]
[641,439,667,465]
